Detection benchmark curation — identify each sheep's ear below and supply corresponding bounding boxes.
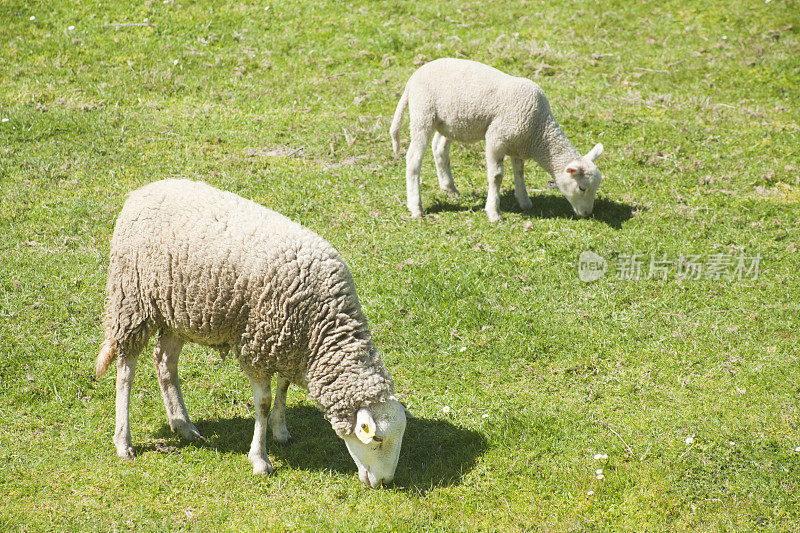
[390,395,414,418]
[355,408,375,444]
[585,143,604,162]
[565,162,581,176]
[400,401,414,418]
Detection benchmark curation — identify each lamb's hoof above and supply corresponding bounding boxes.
[116,446,135,461]
[486,211,502,223]
[176,423,206,443]
[440,186,460,196]
[275,435,295,445]
[518,197,533,211]
[250,456,275,476]
[409,210,423,220]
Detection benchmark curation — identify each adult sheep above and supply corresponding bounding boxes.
[96,179,407,488]
[390,57,605,222]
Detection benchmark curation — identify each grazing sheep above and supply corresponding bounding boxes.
[390,57,605,222]
[96,179,407,488]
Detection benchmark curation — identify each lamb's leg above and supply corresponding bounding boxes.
[405,123,433,219]
[247,375,275,475]
[153,329,203,442]
[268,374,292,444]
[432,132,459,195]
[511,157,533,211]
[484,144,506,223]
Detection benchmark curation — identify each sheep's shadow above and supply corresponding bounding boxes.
[147,405,488,493]
[424,189,637,229]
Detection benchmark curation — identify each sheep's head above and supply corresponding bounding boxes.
[551,143,604,218]
[342,399,408,488]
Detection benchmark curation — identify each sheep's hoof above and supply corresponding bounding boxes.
[409,210,424,220]
[272,431,294,445]
[116,445,135,460]
[250,456,275,476]
[486,211,502,223]
[440,186,460,196]
[173,420,205,442]
[518,197,533,211]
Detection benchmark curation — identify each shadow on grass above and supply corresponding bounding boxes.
[145,405,488,493]
[425,189,638,229]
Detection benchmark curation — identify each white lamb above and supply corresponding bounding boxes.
[390,58,605,222]
[96,179,407,488]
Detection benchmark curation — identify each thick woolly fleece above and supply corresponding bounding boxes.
[390,57,581,174]
[98,179,394,436]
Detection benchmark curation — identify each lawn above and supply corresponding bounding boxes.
[1,0,799,530]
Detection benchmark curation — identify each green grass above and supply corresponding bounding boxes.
[1,0,799,530]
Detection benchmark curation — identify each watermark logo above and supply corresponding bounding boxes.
[577,251,761,282]
[577,251,609,282]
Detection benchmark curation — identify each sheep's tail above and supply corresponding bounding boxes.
[389,85,409,158]
[95,335,118,379]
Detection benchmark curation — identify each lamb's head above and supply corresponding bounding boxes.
[342,399,408,488]
[551,143,604,218]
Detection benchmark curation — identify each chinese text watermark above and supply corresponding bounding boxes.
[577,251,761,282]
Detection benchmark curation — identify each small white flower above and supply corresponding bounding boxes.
[442,405,451,414]
[729,441,736,446]
[67,25,75,31]
[685,434,695,445]
[173,59,179,65]
[459,346,467,352]
[593,453,608,460]
[30,16,36,21]
[596,473,604,480]
[1,118,8,123]
[795,446,800,452]
[481,413,489,419]
[586,490,594,496]
[596,468,603,475]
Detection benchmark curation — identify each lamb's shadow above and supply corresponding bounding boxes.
[153,405,487,492]
[425,189,638,229]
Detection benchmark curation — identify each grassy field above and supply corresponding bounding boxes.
[1,0,799,530]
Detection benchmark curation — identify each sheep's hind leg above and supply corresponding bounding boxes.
[484,143,506,222]
[511,157,533,211]
[268,374,293,444]
[114,334,151,460]
[153,329,204,442]
[432,132,459,195]
[405,121,434,218]
[247,375,275,475]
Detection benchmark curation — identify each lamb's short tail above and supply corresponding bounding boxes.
[389,85,409,158]
[95,336,118,378]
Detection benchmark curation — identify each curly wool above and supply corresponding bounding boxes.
[101,179,394,436]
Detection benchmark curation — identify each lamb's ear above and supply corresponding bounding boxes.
[565,162,581,176]
[585,143,604,162]
[355,408,376,444]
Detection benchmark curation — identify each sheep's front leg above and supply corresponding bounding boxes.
[268,374,292,444]
[153,329,203,442]
[485,145,505,222]
[511,157,533,211]
[431,132,459,195]
[405,127,433,219]
[248,375,275,475]
[114,352,138,460]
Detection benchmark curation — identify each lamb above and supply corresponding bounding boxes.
[95,179,407,488]
[390,57,605,222]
